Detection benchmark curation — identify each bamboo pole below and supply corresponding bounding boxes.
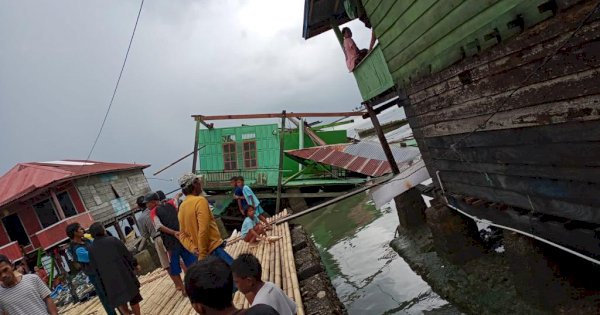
[284,220,305,315]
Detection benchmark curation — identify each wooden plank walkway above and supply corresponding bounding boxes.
[59,210,304,315]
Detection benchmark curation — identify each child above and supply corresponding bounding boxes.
[241,206,266,243]
[236,176,270,228]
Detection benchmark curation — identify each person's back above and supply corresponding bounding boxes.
[155,202,181,250]
[178,194,223,258]
[253,281,296,315]
[89,234,140,309]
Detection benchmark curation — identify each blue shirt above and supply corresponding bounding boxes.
[241,216,259,237]
[75,243,90,263]
[234,187,248,208]
[242,185,260,208]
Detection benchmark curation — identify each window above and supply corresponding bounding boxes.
[57,192,78,218]
[33,199,59,228]
[223,142,238,170]
[243,141,257,168]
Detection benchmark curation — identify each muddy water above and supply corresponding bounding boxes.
[293,192,460,315]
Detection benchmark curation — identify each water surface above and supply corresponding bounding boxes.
[294,192,460,314]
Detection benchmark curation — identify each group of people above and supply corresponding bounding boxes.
[230,176,271,244]
[0,173,298,315]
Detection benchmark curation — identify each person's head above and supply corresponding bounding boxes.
[245,206,256,219]
[184,256,234,314]
[231,253,262,294]
[230,176,238,187]
[0,255,16,286]
[179,173,203,196]
[89,222,106,239]
[156,190,166,201]
[66,222,84,240]
[136,196,146,208]
[342,27,352,38]
[144,191,160,210]
[34,266,40,272]
[236,176,245,187]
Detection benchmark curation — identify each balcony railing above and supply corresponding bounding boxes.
[352,45,395,101]
[198,168,279,189]
[0,241,23,262]
[30,212,94,250]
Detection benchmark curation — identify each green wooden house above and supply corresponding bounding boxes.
[196,123,348,191]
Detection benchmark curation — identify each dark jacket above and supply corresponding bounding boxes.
[89,235,140,308]
[155,202,181,251]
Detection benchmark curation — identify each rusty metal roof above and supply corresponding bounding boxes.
[286,142,420,177]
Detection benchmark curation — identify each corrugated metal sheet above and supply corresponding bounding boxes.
[286,141,421,177]
[0,160,149,208]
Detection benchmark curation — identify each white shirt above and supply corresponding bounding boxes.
[252,281,297,315]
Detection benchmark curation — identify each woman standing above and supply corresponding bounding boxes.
[88,222,143,315]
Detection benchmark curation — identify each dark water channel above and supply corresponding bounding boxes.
[293,193,461,315]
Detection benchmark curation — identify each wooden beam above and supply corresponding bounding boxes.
[260,192,346,199]
[365,102,400,174]
[276,111,286,213]
[49,189,66,220]
[192,121,200,173]
[153,145,206,176]
[192,112,366,121]
[288,117,326,146]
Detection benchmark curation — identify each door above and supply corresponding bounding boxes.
[2,213,30,246]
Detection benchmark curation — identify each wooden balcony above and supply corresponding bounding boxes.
[30,212,94,250]
[0,241,23,262]
[199,168,278,190]
[352,45,395,101]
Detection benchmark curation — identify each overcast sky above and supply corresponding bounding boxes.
[0,0,374,193]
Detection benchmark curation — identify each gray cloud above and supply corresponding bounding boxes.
[0,0,372,193]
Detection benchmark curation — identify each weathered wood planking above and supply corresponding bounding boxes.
[405,0,597,97]
[398,1,600,226]
[443,181,600,224]
[447,196,600,258]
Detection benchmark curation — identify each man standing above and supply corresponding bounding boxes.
[178,173,233,265]
[66,223,116,315]
[145,191,196,293]
[0,254,58,315]
[232,253,297,315]
[231,176,247,216]
[88,223,142,315]
[135,196,170,277]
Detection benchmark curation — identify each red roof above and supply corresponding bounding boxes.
[286,142,421,177]
[0,160,149,208]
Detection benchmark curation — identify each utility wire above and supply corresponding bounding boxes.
[84,0,145,163]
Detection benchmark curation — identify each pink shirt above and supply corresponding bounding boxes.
[343,37,360,71]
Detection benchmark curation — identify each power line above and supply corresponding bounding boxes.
[84,0,145,162]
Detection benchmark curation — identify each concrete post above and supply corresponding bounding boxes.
[393,187,427,228]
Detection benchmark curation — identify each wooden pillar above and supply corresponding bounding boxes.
[113,220,126,241]
[49,189,66,220]
[192,120,200,173]
[275,110,287,213]
[298,118,304,171]
[365,102,400,174]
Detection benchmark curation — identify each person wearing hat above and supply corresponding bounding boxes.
[145,191,196,293]
[178,174,233,265]
[135,196,170,283]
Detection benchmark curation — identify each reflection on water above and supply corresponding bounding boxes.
[294,193,459,315]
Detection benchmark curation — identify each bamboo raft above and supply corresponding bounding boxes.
[59,209,304,315]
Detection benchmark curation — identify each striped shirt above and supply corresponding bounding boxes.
[0,274,52,315]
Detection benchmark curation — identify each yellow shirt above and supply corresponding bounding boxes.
[178,195,223,259]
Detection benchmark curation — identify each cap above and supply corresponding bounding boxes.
[143,192,160,203]
[178,173,201,188]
